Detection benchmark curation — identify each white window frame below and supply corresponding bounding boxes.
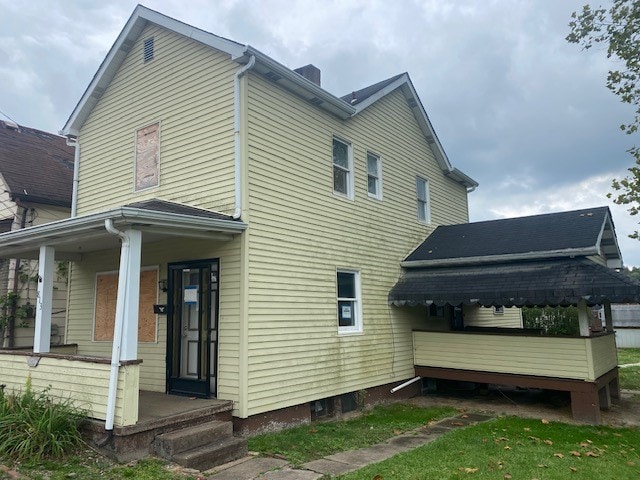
[416,176,431,224]
[336,269,362,334]
[332,137,354,200]
[493,306,505,315]
[366,151,383,200]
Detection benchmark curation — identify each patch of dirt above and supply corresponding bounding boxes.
[407,386,640,427]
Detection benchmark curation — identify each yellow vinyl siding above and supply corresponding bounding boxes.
[243,74,469,415]
[0,353,139,426]
[76,25,237,215]
[65,237,241,406]
[463,306,523,328]
[413,331,616,381]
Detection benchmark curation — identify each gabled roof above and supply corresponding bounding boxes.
[389,257,640,307]
[0,120,74,208]
[403,207,622,269]
[60,5,476,190]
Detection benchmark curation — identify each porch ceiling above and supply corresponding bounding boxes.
[389,257,640,307]
[0,204,247,260]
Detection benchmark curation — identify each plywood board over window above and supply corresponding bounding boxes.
[135,122,160,191]
[94,268,158,342]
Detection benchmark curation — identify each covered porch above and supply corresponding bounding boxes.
[390,257,640,424]
[0,200,246,430]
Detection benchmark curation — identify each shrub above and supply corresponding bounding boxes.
[0,378,86,460]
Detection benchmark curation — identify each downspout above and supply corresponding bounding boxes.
[103,219,129,432]
[66,137,80,218]
[232,55,256,219]
[3,205,28,348]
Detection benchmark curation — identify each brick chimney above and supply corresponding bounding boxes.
[294,64,321,87]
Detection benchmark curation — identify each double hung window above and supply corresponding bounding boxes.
[416,177,430,224]
[337,270,362,334]
[333,138,353,198]
[366,152,382,199]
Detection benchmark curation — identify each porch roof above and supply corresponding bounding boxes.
[389,257,640,307]
[0,200,247,260]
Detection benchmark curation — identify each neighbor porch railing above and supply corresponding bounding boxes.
[0,349,140,427]
[413,330,617,382]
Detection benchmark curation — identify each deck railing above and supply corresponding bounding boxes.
[413,330,617,382]
[0,349,140,427]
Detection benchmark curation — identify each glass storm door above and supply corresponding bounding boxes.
[167,259,219,397]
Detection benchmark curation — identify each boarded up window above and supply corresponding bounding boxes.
[135,122,160,190]
[94,269,158,342]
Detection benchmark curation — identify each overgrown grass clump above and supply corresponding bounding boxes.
[0,379,86,461]
[248,403,456,465]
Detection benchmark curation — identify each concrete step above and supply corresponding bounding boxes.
[172,436,248,471]
[155,420,232,457]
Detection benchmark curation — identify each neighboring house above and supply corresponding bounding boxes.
[597,304,640,348]
[0,120,73,347]
[390,206,640,423]
[0,5,638,466]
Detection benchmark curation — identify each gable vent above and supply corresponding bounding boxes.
[143,37,154,63]
[264,71,282,82]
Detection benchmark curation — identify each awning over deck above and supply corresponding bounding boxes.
[389,257,640,307]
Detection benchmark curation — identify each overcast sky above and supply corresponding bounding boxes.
[1,0,639,265]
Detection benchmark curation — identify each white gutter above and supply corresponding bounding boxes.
[66,137,80,217]
[104,219,129,431]
[233,55,256,219]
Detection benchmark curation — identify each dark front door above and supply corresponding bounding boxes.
[167,259,219,397]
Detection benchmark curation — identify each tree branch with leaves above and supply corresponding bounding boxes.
[568,0,640,238]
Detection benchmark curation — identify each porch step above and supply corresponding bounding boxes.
[172,436,248,471]
[154,420,247,471]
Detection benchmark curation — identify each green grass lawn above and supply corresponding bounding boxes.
[619,348,640,391]
[338,416,640,480]
[248,404,456,465]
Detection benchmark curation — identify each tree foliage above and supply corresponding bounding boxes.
[567,1,640,238]
[522,306,580,336]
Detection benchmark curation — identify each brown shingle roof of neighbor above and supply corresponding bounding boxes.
[0,120,74,207]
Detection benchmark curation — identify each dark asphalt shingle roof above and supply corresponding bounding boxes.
[0,121,74,207]
[405,207,611,263]
[389,257,640,307]
[124,199,235,221]
[340,73,405,106]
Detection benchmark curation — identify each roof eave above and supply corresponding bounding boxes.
[352,74,477,190]
[401,247,600,268]
[61,5,247,136]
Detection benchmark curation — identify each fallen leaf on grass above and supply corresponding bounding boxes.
[504,446,511,450]
[309,428,318,433]
[613,433,622,437]
[463,467,478,473]
[627,461,636,466]
[570,451,581,457]
[585,451,600,457]
[524,427,531,431]
[504,474,512,479]
[554,453,564,458]
[541,419,550,424]
[569,467,577,472]
[461,414,469,419]
[373,475,383,480]
[537,464,548,468]
[394,429,402,435]
[544,440,553,445]
[452,422,465,426]
[528,436,540,442]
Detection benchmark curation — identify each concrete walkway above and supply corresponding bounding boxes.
[205,412,493,480]
[619,362,640,368]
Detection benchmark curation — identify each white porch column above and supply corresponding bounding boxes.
[33,245,55,353]
[577,299,591,337]
[120,229,142,361]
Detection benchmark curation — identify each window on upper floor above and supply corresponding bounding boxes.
[333,137,353,199]
[367,152,382,200]
[135,122,160,191]
[337,269,362,334]
[416,176,431,224]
